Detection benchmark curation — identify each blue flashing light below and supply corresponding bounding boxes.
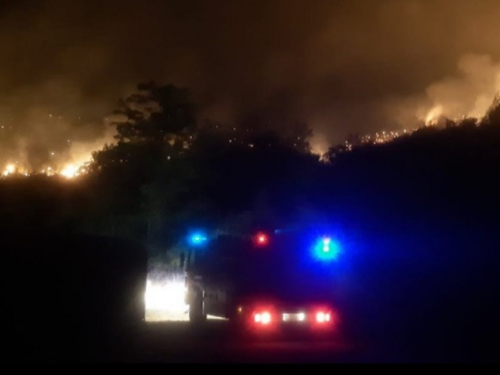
[189,232,208,245]
[313,236,342,262]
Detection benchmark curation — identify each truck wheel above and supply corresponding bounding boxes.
[189,290,206,323]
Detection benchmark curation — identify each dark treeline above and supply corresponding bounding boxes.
[1,82,500,361]
[1,83,499,257]
[0,82,323,269]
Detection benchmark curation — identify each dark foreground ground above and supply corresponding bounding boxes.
[104,320,361,363]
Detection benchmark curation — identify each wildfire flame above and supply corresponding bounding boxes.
[60,164,79,179]
[1,160,89,179]
[425,105,444,126]
[0,122,116,180]
[3,164,15,176]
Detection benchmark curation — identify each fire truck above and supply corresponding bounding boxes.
[184,228,343,333]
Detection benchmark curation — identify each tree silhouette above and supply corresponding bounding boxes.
[483,93,500,126]
[113,81,197,145]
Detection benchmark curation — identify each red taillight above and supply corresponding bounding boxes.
[315,310,332,324]
[254,311,272,325]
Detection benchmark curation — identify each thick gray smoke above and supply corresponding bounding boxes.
[388,54,500,130]
[423,54,500,122]
[2,1,500,170]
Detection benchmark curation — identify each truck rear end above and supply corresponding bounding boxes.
[185,229,344,335]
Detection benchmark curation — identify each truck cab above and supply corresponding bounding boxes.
[184,234,242,322]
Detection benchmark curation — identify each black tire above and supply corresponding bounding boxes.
[188,290,207,323]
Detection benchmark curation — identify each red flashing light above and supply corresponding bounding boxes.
[254,232,269,246]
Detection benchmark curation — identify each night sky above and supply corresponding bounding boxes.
[1,0,500,169]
